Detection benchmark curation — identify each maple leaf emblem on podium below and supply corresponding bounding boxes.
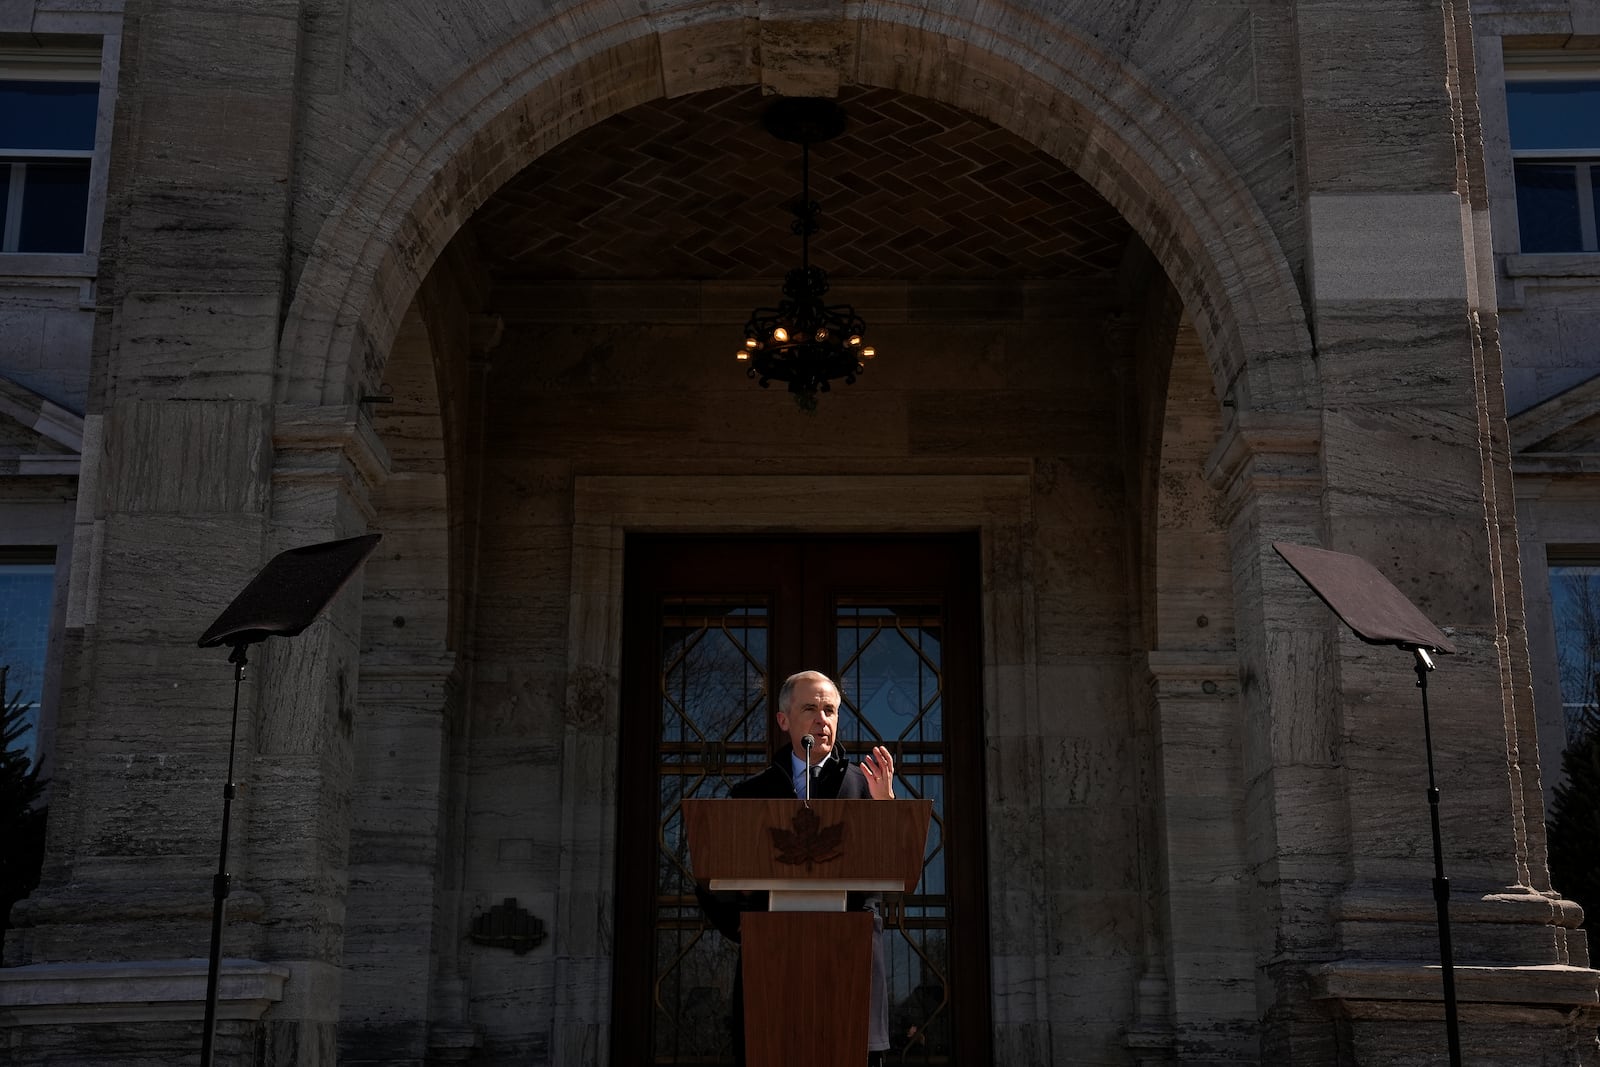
[770,803,845,870]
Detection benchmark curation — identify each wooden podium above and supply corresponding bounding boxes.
[682,798,932,1067]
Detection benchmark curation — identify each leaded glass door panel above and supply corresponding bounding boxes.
[615,536,989,1067]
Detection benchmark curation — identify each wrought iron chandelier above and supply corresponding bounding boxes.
[737,98,875,411]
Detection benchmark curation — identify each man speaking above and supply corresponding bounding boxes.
[701,669,898,1066]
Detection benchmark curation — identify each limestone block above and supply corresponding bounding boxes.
[757,17,848,98]
[0,284,93,412]
[1243,762,1348,873]
[108,293,280,401]
[118,183,293,293]
[1043,806,1140,891]
[1559,305,1600,370]
[1308,193,1468,304]
[907,391,1116,458]
[1160,794,1248,881]
[469,669,569,741]
[1320,407,1488,519]
[991,1021,1051,1063]
[1250,4,1298,106]
[1294,2,1456,193]
[100,402,269,515]
[1036,661,1131,741]
[693,387,911,458]
[1312,299,1480,410]
[987,951,1045,1022]
[1165,885,1255,976]
[1323,513,1499,623]
[0,957,287,1029]
[346,713,445,865]
[658,17,757,99]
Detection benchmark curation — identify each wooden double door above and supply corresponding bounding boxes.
[613,535,991,1066]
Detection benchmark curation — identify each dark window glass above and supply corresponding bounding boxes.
[1507,80,1600,152]
[0,81,98,152]
[16,162,90,253]
[0,162,10,238]
[1593,174,1600,242]
[1515,162,1583,253]
[1551,563,1600,743]
[0,558,55,769]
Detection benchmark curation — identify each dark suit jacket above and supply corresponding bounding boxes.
[729,748,871,801]
[699,748,875,941]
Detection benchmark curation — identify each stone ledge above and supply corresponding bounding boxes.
[0,958,289,1025]
[1312,960,1600,1008]
[1334,884,1584,929]
[1504,253,1600,279]
[1513,454,1600,476]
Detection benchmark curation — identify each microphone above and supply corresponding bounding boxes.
[802,735,814,804]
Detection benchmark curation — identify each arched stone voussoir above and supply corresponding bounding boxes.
[278,0,1318,416]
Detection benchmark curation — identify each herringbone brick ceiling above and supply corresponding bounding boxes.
[472,85,1131,281]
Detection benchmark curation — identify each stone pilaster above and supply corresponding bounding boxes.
[1142,652,1256,1063]
[1205,412,1339,1064]
[242,405,388,1064]
[1286,1,1598,1058]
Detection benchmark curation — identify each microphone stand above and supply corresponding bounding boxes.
[1410,645,1461,1067]
[802,734,814,806]
[200,643,248,1067]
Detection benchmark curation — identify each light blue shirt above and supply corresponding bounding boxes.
[788,750,822,798]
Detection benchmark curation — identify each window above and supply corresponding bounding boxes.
[0,550,55,769]
[1550,558,1600,743]
[1505,67,1600,253]
[0,48,101,254]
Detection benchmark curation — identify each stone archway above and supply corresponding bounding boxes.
[270,12,1322,1061]
[276,6,1316,424]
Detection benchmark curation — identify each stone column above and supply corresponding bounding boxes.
[1142,653,1256,1062]
[1205,414,1340,1064]
[247,406,388,1063]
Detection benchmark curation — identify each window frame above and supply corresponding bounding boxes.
[1503,55,1600,255]
[0,40,116,271]
[1545,548,1600,745]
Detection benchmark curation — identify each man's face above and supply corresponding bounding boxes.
[775,676,840,761]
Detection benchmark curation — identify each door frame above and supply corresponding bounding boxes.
[613,533,987,1064]
[562,473,1037,1063]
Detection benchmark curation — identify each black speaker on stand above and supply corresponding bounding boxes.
[194,533,382,1066]
[1273,542,1461,1067]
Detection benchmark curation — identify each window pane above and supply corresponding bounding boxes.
[1507,80,1600,153]
[1551,564,1600,743]
[0,162,10,239]
[1593,166,1600,242]
[1516,162,1584,253]
[0,560,55,769]
[16,161,90,253]
[0,81,98,152]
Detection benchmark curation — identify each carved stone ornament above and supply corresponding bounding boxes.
[470,898,548,955]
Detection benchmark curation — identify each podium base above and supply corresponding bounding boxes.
[741,911,871,1067]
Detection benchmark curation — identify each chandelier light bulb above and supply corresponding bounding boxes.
[862,347,876,359]
[848,335,862,346]
[745,338,758,349]
[815,328,828,341]
[773,326,789,343]
[736,351,749,361]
